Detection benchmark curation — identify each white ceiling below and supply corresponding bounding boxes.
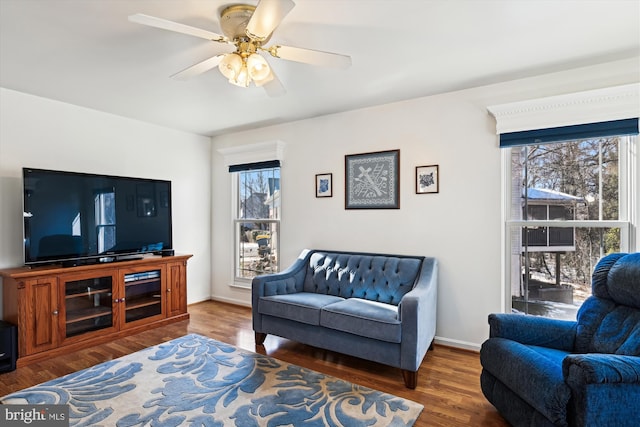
[1,0,638,137]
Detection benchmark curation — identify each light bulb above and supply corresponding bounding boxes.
[246,53,271,82]
[218,53,242,81]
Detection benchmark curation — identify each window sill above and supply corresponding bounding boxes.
[229,281,252,290]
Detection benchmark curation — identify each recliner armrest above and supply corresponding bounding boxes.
[563,354,640,427]
[488,313,577,351]
[563,354,640,385]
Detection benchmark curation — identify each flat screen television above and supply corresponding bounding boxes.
[23,167,173,266]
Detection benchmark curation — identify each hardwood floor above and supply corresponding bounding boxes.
[0,300,509,427]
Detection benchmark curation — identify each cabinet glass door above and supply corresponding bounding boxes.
[123,269,162,323]
[65,276,113,337]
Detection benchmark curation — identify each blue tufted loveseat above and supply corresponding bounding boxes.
[480,252,640,427]
[252,249,438,388]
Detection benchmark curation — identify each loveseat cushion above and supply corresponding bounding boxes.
[480,338,572,426]
[302,252,421,306]
[320,298,402,343]
[259,293,344,326]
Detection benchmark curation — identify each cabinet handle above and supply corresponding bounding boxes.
[167,288,171,292]
[52,310,59,315]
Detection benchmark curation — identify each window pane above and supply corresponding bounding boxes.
[512,227,620,319]
[238,168,280,220]
[517,138,619,221]
[236,220,279,279]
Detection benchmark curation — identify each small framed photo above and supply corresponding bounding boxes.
[315,173,333,198]
[416,165,439,194]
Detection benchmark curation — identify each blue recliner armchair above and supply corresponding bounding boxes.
[480,252,640,427]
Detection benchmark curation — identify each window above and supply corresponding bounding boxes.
[490,85,639,319]
[233,164,280,283]
[506,134,635,319]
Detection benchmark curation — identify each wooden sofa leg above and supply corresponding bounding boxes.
[402,370,418,389]
[255,332,267,345]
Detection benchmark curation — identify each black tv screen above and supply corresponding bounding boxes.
[23,168,173,266]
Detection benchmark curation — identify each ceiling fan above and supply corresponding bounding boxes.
[128,0,352,96]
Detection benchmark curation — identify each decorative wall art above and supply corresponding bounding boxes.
[315,173,333,198]
[345,149,400,209]
[416,165,439,194]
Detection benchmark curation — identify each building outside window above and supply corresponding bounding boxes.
[507,135,635,319]
[234,165,280,282]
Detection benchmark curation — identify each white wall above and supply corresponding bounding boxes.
[1,58,637,351]
[210,58,640,350]
[0,88,212,314]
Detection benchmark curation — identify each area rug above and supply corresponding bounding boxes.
[1,333,423,426]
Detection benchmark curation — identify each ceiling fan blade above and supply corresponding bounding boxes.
[266,45,351,69]
[128,14,229,43]
[256,69,286,97]
[170,54,226,80]
[246,0,295,41]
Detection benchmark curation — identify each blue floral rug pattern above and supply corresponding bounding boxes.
[1,334,423,426]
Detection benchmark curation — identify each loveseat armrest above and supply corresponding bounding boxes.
[399,257,438,372]
[488,313,577,351]
[252,249,312,334]
[252,249,311,299]
[563,354,640,385]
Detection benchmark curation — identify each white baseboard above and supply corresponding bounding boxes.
[434,336,482,352]
[209,295,251,308]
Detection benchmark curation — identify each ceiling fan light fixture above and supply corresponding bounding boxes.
[218,53,243,81]
[246,53,271,81]
[229,61,250,87]
[219,51,270,88]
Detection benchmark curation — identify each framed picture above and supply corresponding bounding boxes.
[315,173,333,198]
[345,149,400,209]
[416,165,439,194]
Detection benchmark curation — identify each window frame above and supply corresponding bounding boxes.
[230,166,281,288]
[502,135,636,315]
